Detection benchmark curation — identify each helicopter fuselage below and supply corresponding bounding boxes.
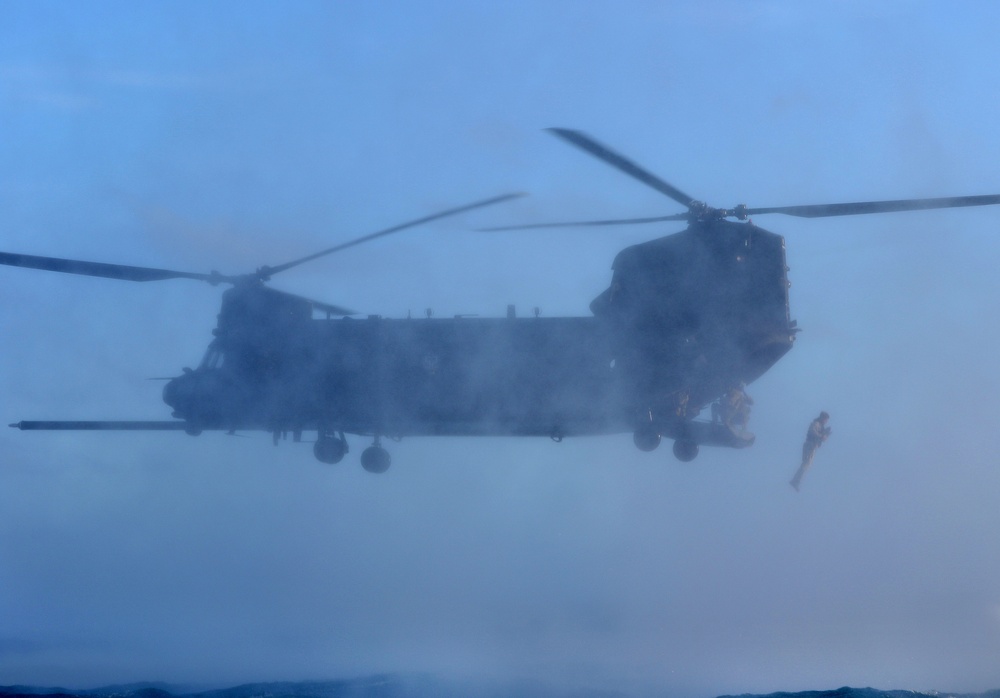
[161,219,796,459]
[166,313,623,438]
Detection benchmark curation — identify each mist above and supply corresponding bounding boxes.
[3,2,1000,696]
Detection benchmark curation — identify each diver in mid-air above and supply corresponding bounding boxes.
[790,411,831,491]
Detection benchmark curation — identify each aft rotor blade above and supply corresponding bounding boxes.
[480,212,689,231]
[548,128,698,209]
[746,194,1000,218]
[0,251,229,284]
[261,192,526,279]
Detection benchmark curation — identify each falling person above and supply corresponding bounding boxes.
[790,411,831,491]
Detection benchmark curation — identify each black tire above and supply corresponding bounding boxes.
[314,436,347,464]
[361,446,391,474]
[672,439,699,462]
[633,427,661,452]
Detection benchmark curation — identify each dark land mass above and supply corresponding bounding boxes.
[720,690,1000,698]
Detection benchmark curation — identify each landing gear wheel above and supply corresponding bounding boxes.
[314,435,347,464]
[633,427,661,452]
[361,446,391,474]
[672,439,699,462]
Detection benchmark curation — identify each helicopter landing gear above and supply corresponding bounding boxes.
[314,432,348,464]
[672,439,699,462]
[361,436,391,474]
[633,425,661,452]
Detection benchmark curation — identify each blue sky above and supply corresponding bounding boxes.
[3,1,1000,696]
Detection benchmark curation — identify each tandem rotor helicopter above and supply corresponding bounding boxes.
[6,128,1000,472]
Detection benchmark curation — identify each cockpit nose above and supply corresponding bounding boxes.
[162,369,197,417]
[161,367,238,431]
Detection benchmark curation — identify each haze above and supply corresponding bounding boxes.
[2,2,1000,696]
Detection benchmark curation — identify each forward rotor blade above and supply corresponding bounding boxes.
[0,251,229,284]
[10,420,192,430]
[267,287,355,317]
[261,192,526,279]
[480,212,689,232]
[746,194,1000,219]
[548,128,697,209]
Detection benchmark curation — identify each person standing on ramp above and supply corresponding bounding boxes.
[790,411,831,491]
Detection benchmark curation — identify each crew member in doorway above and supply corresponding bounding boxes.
[790,411,831,492]
[713,383,753,432]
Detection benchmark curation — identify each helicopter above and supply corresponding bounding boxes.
[6,128,1000,472]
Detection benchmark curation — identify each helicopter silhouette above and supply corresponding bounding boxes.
[7,128,1000,472]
